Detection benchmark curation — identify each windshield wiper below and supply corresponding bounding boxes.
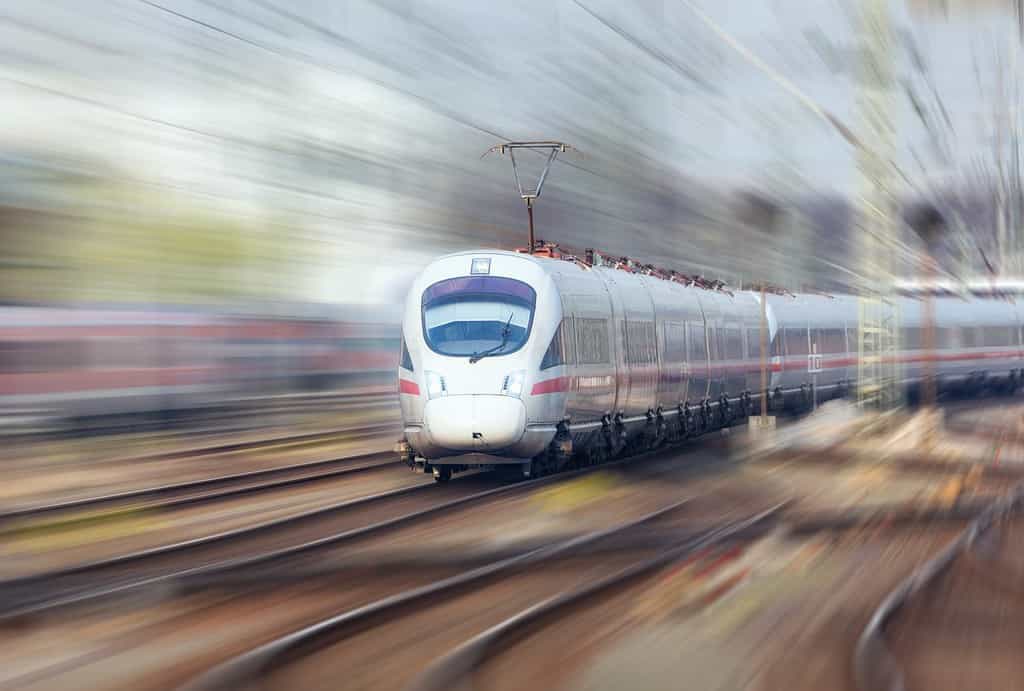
[469,313,514,364]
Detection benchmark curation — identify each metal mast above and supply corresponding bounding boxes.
[484,141,576,252]
[855,0,902,410]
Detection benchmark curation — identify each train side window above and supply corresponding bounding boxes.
[561,317,577,365]
[903,327,920,350]
[721,328,742,360]
[663,321,686,361]
[624,321,656,365]
[540,321,570,370]
[818,328,845,354]
[746,328,763,359]
[687,324,707,361]
[576,318,610,364]
[983,325,1014,347]
[961,327,977,348]
[400,337,414,371]
[784,327,809,356]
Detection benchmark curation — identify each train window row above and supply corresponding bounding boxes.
[783,328,846,356]
[902,325,1018,349]
[538,318,1021,372]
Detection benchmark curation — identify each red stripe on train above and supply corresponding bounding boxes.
[531,376,572,395]
[399,379,420,395]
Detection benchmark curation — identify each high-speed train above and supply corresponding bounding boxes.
[396,249,1024,481]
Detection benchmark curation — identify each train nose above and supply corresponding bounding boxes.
[423,395,527,452]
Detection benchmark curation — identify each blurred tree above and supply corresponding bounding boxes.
[0,172,315,304]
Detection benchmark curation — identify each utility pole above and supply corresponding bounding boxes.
[680,0,906,411]
[854,0,902,411]
[907,203,947,409]
[736,191,781,428]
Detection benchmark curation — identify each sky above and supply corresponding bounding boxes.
[1,0,1021,302]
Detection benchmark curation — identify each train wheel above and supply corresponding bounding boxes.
[529,456,552,478]
[432,466,452,483]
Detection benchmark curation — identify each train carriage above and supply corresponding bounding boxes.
[398,249,1024,481]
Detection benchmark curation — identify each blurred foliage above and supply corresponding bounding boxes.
[1,177,316,304]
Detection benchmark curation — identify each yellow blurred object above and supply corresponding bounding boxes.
[2,507,163,553]
[933,477,964,508]
[531,472,616,513]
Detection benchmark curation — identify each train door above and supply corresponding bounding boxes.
[595,267,626,416]
[551,270,616,423]
[720,323,746,399]
[617,273,658,417]
[745,325,765,398]
[782,321,810,393]
[810,326,845,397]
[700,294,727,400]
[687,321,710,403]
[660,320,688,405]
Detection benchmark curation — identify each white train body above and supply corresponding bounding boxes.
[398,250,1023,478]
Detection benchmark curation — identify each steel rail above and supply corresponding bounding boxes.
[853,485,1024,691]
[173,495,725,691]
[0,448,674,620]
[406,504,785,691]
[66,420,397,465]
[0,449,396,525]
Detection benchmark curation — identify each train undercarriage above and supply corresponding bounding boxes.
[397,371,1024,483]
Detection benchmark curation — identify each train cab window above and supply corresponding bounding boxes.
[421,276,535,358]
[576,318,610,364]
[400,336,413,371]
[541,319,575,370]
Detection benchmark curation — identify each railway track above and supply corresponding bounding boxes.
[0,448,400,526]
[856,486,1024,691]
[0,444,708,621]
[0,476,503,620]
[0,489,783,690]
[7,419,397,473]
[171,498,786,691]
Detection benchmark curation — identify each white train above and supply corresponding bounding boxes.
[397,250,1024,481]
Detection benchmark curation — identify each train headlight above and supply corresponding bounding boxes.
[425,371,447,399]
[501,370,526,398]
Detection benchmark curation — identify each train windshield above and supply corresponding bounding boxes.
[421,276,535,358]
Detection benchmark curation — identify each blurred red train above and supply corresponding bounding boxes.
[0,304,401,429]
